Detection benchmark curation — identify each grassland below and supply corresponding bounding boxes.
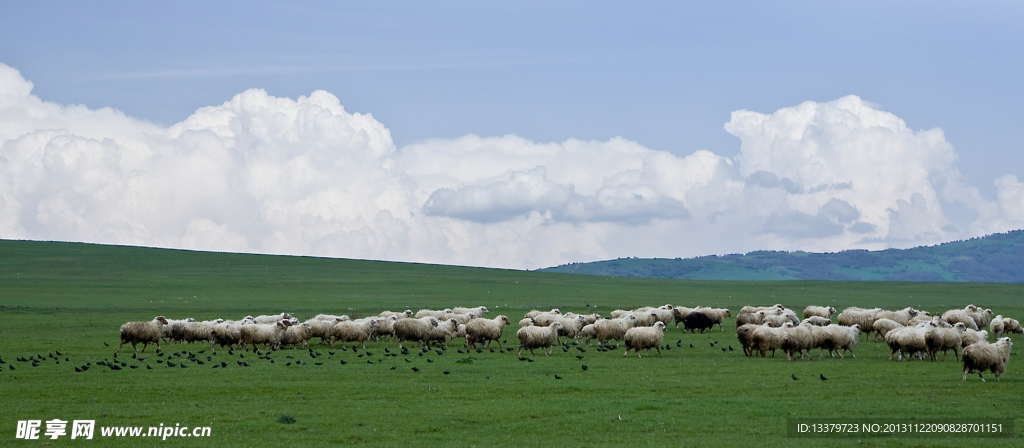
[1,240,1023,446]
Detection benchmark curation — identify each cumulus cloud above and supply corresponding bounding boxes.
[1,62,1020,269]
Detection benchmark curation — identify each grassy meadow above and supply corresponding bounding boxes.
[1,240,1023,446]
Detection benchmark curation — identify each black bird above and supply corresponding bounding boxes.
[315,362,323,366]
[405,359,411,363]
[212,364,219,369]
[576,355,584,360]
[792,374,799,380]
[457,349,464,354]
[103,342,109,346]
[75,367,82,372]
[329,351,335,355]
[220,362,227,368]
[689,344,693,348]
[81,365,89,371]
[167,362,176,367]
[236,361,243,366]
[390,366,396,370]
[443,371,450,375]
[427,359,434,363]
[339,360,347,365]
[56,351,62,356]
[820,374,827,381]
[581,365,588,371]
[146,365,152,370]
[554,375,562,379]
[729,346,734,351]
[9,365,14,370]
[411,367,420,372]
[722,348,726,352]
[132,353,136,359]
[710,342,715,347]
[476,349,482,353]
[180,363,187,368]
[527,358,534,363]
[367,360,373,364]
[130,365,138,369]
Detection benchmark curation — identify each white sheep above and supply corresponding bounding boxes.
[837,307,881,340]
[519,317,537,328]
[874,307,919,326]
[608,309,631,319]
[990,316,1004,340]
[694,307,731,331]
[594,314,639,345]
[821,324,861,359]
[623,322,667,358]
[427,318,460,347]
[160,317,195,343]
[578,324,597,346]
[736,324,758,356]
[648,306,676,327]
[308,317,345,345]
[465,315,511,349]
[453,306,488,316]
[751,323,789,358]
[907,311,934,326]
[331,318,380,349]
[524,309,560,319]
[210,319,250,352]
[762,314,792,328]
[171,319,224,345]
[415,309,453,319]
[872,318,904,342]
[998,317,1023,338]
[532,312,567,327]
[941,309,979,330]
[781,322,815,361]
[438,312,476,325]
[393,317,439,349]
[961,329,988,347]
[735,311,764,327]
[925,322,967,361]
[553,314,588,341]
[279,321,314,349]
[378,310,413,319]
[803,305,836,319]
[253,313,293,324]
[372,315,401,341]
[240,321,290,353]
[516,322,564,356]
[962,337,1013,382]
[884,325,930,361]
[968,308,995,328]
[801,316,832,326]
[740,304,785,315]
[118,316,169,353]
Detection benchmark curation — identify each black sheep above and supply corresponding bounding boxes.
[684,312,715,334]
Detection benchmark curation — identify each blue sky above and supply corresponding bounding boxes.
[1,2,1023,269]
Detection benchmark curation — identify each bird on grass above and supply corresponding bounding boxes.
[411,367,420,372]
[146,365,152,370]
[554,375,562,379]
[792,374,799,380]
[728,346,734,351]
[443,371,450,375]
[339,360,347,365]
[103,342,109,347]
[581,365,588,371]
[689,344,693,348]
[576,355,584,360]
[820,374,827,381]
[390,366,396,370]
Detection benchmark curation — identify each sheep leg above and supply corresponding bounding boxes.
[117,340,127,353]
[623,348,629,357]
[655,346,662,358]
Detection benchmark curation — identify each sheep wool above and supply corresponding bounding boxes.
[962,338,1013,382]
[803,306,836,319]
[517,322,564,356]
[118,316,169,353]
[623,322,667,358]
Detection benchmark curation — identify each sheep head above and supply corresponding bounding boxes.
[155,316,169,325]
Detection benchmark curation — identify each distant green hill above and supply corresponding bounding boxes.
[541,230,1024,282]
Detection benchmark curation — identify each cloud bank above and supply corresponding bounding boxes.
[1,63,1021,269]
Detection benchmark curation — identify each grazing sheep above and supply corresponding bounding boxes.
[684,311,716,333]
[781,323,815,361]
[532,312,567,327]
[608,309,631,319]
[990,316,1004,340]
[517,322,564,356]
[331,318,380,349]
[118,316,169,353]
[594,314,639,345]
[253,313,293,324]
[160,317,195,343]
[519,317,537,328]
[378,310,413,319]
[926,322,967,361]
[169,319,224,345]
[525,309,560,319]
[572,313,602,325]
[370,315,400,341]
[465,315,511,349]
[998,317,1023,338]
[694,307,731,331]
[415,309,453,319]
[968,308,995,328]
[453,306,489,316]
[872,318,904,342]
[885,325,931,361]
[736,324,758,357]
[313,314,350,322]
[751,323,789,358]
[578,324,597,346]
[907,311,934,326]
[962,337,1013,382]
[631,311,660,328]
[803,305,836,319]
[673,307,695,329]
[240,321,290,353]
[439,312,477,325]
[874,307,919,326]
[393,317,440,349]
[821,324,861,359]
[279,321,314,349]
[624,322,667,358]
[740,304,785,315]
[553,314,588,341]
[962,329,988,347]
[801,316,831,327]
[838,307,881,340]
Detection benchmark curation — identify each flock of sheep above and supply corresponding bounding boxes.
[117,302,1019,381]
[733,303,1021,382]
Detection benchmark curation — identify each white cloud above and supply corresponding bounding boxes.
[0,63,1018,269]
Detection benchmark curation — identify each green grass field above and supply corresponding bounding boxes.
[1,240,1023,446]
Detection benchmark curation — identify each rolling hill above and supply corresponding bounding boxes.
[541,230,1024,282]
